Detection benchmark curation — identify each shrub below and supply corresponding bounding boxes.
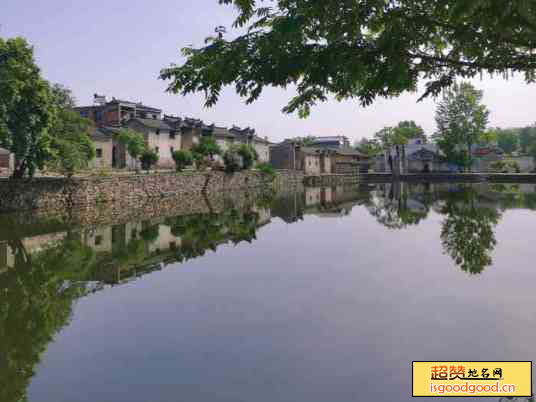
[192,137,222,161]
[257,162,276,177]
[172,150,193,171]
[140,149,159,171]
[223,147,242,173]
[237,144,257,169]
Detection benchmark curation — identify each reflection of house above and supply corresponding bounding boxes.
[305,187,322,206]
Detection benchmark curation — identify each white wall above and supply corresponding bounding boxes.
[253,142,270,163]
[147,130,182,168]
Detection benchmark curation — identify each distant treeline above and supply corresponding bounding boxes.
[494,125,536,155]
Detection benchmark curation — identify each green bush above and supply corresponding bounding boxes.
[172,150,193,171]
[237,144,257,169]
[257,162,276,177]
[192,137,222,160]
[140,149,159,171]
[223,147,242,173]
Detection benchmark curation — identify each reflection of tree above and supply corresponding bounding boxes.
[0,234,96,402]
[366,183,431,229]
[440,188,501,275]
[165,209,260,263]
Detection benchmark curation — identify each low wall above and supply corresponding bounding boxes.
[0,170,304,213]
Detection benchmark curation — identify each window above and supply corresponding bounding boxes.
[170,131,176,139]
[156,129,160,135]
[170,146,174,154]
[155,147,159,154]
[96,148,103,158]
[95,235,103,246]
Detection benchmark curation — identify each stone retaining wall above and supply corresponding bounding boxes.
[0,170,304,213]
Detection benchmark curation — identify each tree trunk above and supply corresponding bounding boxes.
[12,159,26,179]
[467,142,472,172]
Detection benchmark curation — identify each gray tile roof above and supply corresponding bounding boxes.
[90,127,120,141]
[335,148,367,157]
[129,118,173,130]
[0,147,10,155]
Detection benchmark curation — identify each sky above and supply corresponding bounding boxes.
[3,0,535,144]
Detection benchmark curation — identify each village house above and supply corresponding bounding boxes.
[76,95,272,170]
[270,136,368,175]
[378,138,506,174]
[75,94,162,127]
[125,118,181,169]
[309,136,351,149]
[270,140,336,175]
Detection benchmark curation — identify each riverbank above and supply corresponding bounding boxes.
[361,172,536,183]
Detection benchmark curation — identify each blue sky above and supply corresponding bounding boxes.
[3,0,535,143]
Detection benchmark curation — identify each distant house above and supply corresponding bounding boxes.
[75,95,162,127]
[309,136,351,149]
[332,148,369,173]
[380,139,448,173]
[270,141,335,175]
[230,126,271,163]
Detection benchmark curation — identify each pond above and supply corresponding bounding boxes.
[1,182,535,402]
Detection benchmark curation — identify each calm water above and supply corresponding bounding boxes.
[1,182,536,402]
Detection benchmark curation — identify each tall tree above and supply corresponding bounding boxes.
[0,37,55,178]
[355,138,381,157]
[117,128,146,170]
[47,85,96,177]
[434,82,489,169]
[160,0,536,116]
[394,121,427,143]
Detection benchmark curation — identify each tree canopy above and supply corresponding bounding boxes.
[160,0,536,117]
[373,120,426,151]
[47,85,96,177]
[1,38,96,178]
[434,82,489,168]
[0,37,55,178]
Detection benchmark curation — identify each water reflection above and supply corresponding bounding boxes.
[439,188,501,275]
[364,182,536,274]
[2,183,536,401]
